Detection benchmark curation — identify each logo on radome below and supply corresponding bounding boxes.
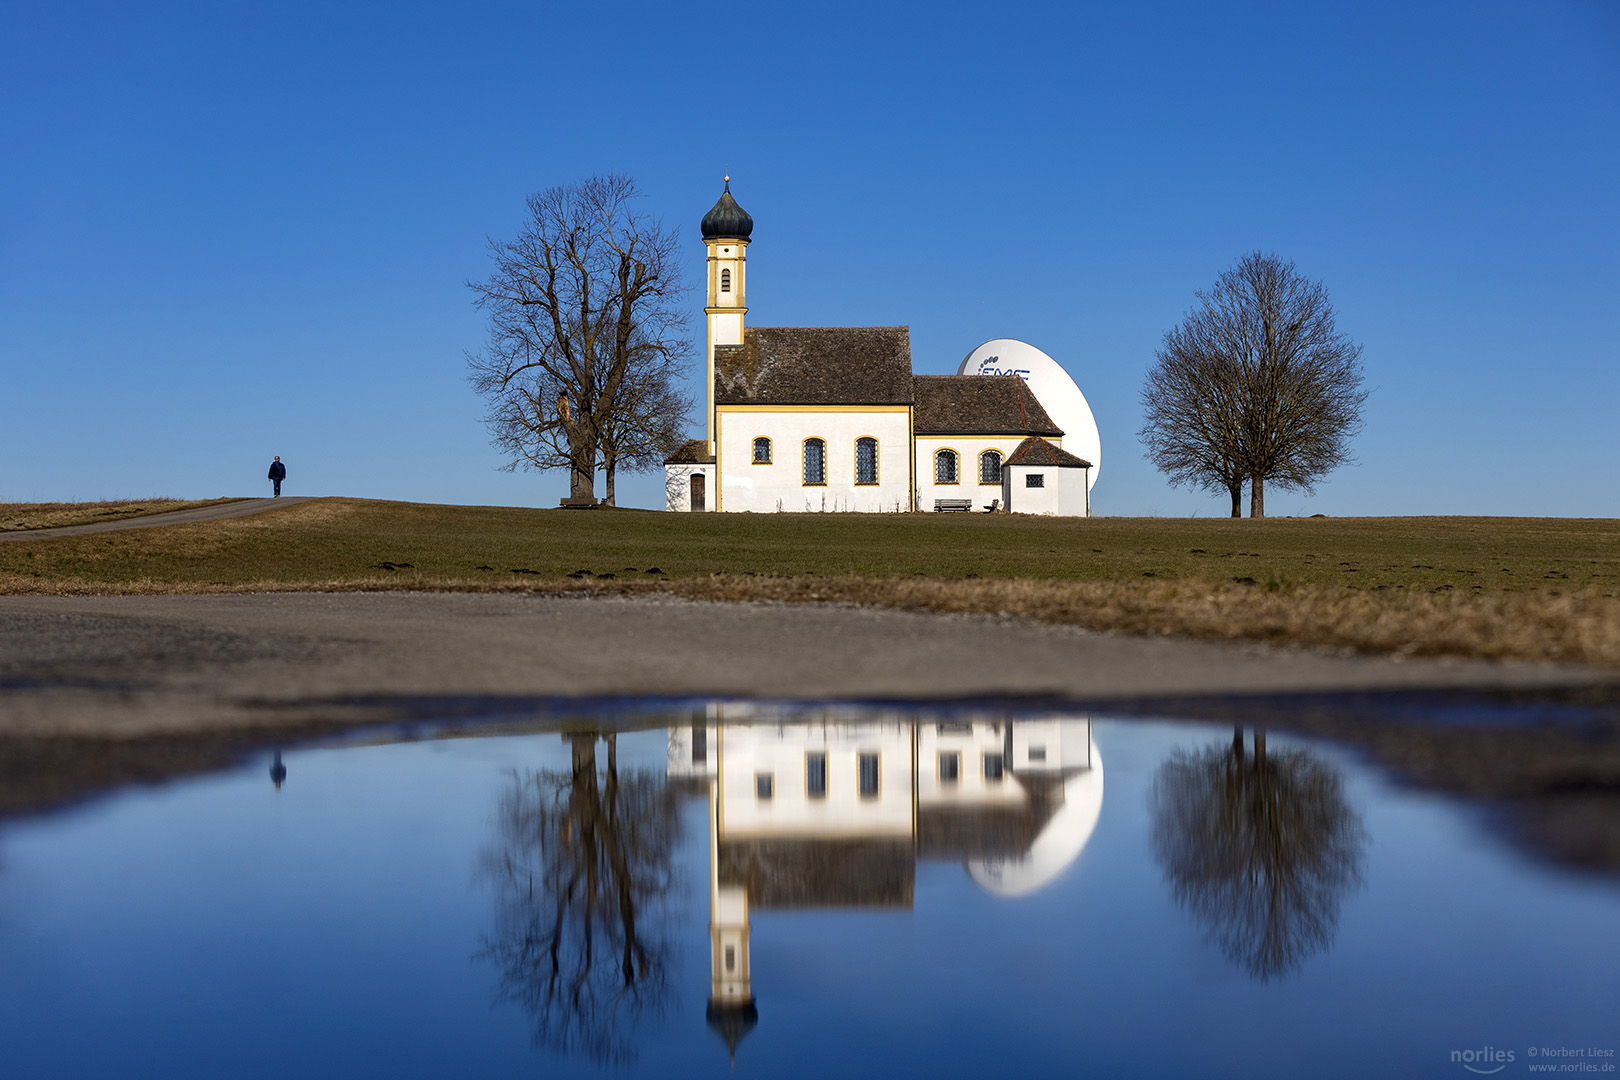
[976,356,1032,381]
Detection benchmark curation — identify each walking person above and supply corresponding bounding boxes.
[268,456,287,497]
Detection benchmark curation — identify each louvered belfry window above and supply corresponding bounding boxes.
[720,268,731,293]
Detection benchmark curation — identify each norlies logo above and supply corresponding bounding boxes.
[1453,1046,1516,1074]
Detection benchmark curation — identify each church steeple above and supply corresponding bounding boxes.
[702,177,750,456]
[706,766,757,1064]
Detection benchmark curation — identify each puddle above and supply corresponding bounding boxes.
[1,703,1615,1078]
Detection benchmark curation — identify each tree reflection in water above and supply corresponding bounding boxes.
[1151,729,1367,980]
[477,733,681,1065]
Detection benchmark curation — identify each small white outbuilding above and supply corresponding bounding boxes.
[1001,436,1092,516]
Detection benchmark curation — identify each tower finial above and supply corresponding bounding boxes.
[724,175,730,189]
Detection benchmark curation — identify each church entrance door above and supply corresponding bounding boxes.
[690,473,706,512]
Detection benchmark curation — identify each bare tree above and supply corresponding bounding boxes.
[1140,321,1250,517]
[1151,730,1366,980]
[477,734,682,1064]
[1141,252,1368,517]
[598,330,693,507]
[467,175,692,506]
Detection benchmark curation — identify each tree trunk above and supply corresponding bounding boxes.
[558,393,597,504]
[570,450,595,503]
[603,450,617,508]
[1228,480,1243,518]
[1250,474,1265,518]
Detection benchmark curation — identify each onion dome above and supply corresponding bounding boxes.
[706,998,759,1065]
[701,177,753,241]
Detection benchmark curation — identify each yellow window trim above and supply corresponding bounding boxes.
[853,435,880,486]
[801,436,827,487]
[933,446,962,486]
[977,448,1005,486]
[858,750,881,800]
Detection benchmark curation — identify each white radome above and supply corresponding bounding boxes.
[966,727,1104,897]
[958,338,1101,490]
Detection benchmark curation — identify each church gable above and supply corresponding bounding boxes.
[715,326,914,406]
[912,375,1064,437]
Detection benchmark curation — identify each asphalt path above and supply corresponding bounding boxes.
[1,591,1613,739]
[0,496,311,542]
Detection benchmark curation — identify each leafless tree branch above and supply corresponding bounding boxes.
[1140,252,1369,517]
[467,175,693,505]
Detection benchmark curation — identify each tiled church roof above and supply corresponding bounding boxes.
[1005,436,1092,468]
[912,375,1064,436]
[663,439,714,465]
[714,327,914,406]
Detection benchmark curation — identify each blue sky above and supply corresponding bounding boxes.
[3,0,1616,516]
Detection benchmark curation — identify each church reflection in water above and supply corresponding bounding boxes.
[666,708,1104,1060]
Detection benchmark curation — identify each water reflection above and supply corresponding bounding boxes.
[6,708,1619,1079]
[668,708,1104,1061]
[1151,728,1367,980]
[269,751,287,790]
[477,733,682,1065]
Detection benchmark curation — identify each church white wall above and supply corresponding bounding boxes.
[913,436,1021,512]
[1001,463,1090,516]
[708,310,743,347]
[1059,464,1092,517]
[715,721,915,838]
[716,408,911,513]
[915,721,1031,808]
[1003,463,1061,515]
[664,463,715,512]
[668,722,720,779]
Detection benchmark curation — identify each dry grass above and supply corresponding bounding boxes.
[670,575,1620,667]
[1,496,1616,667]
[0,497,241,532]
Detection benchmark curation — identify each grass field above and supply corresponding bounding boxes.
[2,497,1616,666]
[0,497,241,532]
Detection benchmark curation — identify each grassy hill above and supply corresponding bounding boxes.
[2,497,1616,666]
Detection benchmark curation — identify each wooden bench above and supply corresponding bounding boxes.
[933,498,973,512]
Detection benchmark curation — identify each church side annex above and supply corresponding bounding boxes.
[665,180,1092,515]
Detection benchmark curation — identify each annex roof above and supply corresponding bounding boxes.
[714,326,914,407]
[1005,436,1092,468]
[663,439,715,465]
[912,375,1064,437]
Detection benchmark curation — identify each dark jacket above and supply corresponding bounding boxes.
[268,461,286,481]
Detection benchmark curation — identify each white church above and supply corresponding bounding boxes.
[667,708,1104,1062]
[664,180,1097,516]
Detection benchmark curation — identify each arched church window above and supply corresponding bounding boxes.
[803,438,826,485]
[934,449,959,485]
[858,752,881,798]
[855,437,878,485]
[720,268,731,293]
[979,450,1003,485]
[753,436,772,464]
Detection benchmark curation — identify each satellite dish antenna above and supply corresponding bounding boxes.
[966,723,1104,897]
[958,339,1101,490]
